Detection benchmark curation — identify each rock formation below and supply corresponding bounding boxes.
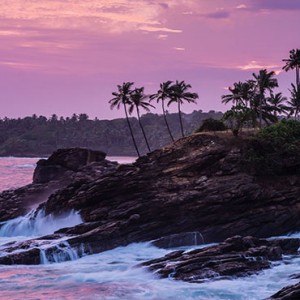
[0,133,300,276]
[0,147,117,222]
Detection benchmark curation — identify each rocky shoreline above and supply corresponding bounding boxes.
[0,133,300,299]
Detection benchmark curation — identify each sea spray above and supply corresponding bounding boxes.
[0,209,82,237]
[40,241,82,264]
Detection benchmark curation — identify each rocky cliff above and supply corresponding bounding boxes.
[0,133,300,296]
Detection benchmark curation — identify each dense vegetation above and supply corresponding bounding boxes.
[244,120,300,175]
[0,110,222,157]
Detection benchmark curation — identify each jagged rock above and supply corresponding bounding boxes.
[142,236,300,283]
[0,148,117,222]
[33,148,106,183]
[40,134,300,248]
[266,282,300,299]
[1,134,300,265]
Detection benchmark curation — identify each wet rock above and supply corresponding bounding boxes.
[142,236,300,283]
[266,282,300,299]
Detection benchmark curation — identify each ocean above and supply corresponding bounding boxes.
[0,157,299,300]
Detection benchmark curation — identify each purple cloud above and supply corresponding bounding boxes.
[205,10,231,19]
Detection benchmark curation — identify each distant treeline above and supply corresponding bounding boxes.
[0,110,222,157]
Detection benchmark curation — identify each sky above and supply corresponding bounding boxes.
[0,0,299,120]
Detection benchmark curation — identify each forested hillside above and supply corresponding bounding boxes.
[0,110,222,157]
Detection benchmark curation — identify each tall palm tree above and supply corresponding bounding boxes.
[129,87,154,152]
[168,80,199,137]
[109,82,140,157]
[266,92,289,120]
[252,69,278,128]
[283,49,300,89]
[288,83,300,120]
[150,81,175,142]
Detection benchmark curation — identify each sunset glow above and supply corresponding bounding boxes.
[0,0,298,118]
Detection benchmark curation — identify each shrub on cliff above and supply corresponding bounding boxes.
[195,118,227,133]
[244,119,300,175]
[258,119,300,144]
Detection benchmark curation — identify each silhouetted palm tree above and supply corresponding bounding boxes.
[150,81,175,142]
[283,49,300,89]
[222,80,255,108]
[168,80,199,137]
[288,83,300,120]
[266,92,289,120]
[109,82,140,157]
[252,69,278,128]
[129,87,154,152]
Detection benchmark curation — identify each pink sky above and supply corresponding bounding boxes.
[0,0,299,119]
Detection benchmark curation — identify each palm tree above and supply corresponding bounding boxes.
[109,82,140,157]
[266,92,289,120]
[222,80,255,108]
[252,69,278,128]
[150,81,175,142]
[283,49,300,89]
[129,87,154,152]
[168,80,199,137]
[288,83,300,120]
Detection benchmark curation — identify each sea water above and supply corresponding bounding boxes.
[0,157,299,300]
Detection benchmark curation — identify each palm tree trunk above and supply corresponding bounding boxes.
[259,93,263,129]
[178,101,184,137]
[162,100,175,142]
[136,108,151,152]
[296,66,299,89]
[124,103,140,157]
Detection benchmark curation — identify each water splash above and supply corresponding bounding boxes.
[40,241,83,264]
[0,209,82,237]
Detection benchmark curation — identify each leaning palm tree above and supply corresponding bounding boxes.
[266,92,289,120]
[288,83,300,120]
[150,81,175,142]
[129,87,154,152]
[168,80,199,137]
[109,82,140,157]
[283,49,300,89]
[252,69,278,128]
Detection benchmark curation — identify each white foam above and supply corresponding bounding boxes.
[0,209,82,237]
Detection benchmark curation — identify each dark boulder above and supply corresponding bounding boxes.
[33,148,106,183]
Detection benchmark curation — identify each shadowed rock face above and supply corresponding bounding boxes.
[40,134,300,245]
[0,134,300,269]
[142,236,300,283]
[33,148,106,183]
